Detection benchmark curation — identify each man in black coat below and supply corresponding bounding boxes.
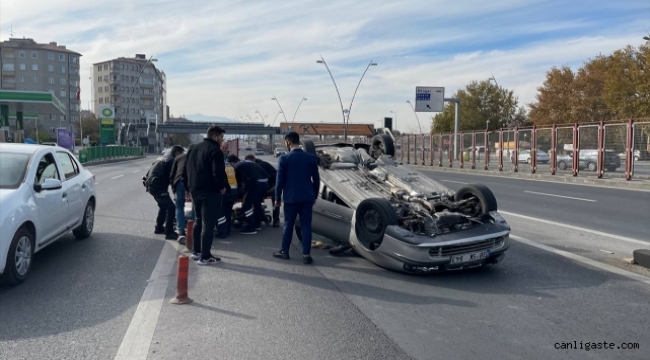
[169,144,194,243]
[183,125,228,265]
[144,145,185,240]
[227,154,269,235]
[244,154,280,227]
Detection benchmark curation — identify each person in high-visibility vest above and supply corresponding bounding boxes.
[221,141,238,237]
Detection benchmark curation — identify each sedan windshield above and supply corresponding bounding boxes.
[0,152,30,189]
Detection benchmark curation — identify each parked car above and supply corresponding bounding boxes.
[510,149,550,164]
[255,149,265,155]
[274,148,287,157]
[0,144,97,285]
[293,131,510,274]
[617,149,648,162]
[557,149,621,171]
[244,146,252,151]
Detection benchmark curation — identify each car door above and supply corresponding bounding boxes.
[55,151,84,228]
[32,152,70,246]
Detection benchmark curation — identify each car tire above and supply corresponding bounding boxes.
[370,134,395,159]
[558,161,567,170]
[73,200,95,240]
[354,198,398,250]
[300,139,316,155]
[1,227,34,286]
[587,162,596,171]
[454,184,498,216]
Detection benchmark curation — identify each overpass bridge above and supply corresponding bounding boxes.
[155,121,282,135]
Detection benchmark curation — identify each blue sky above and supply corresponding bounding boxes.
[1,0,649,132]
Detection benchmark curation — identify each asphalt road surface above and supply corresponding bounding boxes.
[1,154,648,360]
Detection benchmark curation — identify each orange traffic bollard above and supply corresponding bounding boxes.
[170,255,193,305]
[185,220,194,252]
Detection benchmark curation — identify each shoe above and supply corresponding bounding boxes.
[273,251,289,260]
[154,227,165,234]
[190,252,201,260]
[177,235,186,245]
[302,255,313,264]
[272,220,280,228]
[240,230,257,235]
[165,232,178,240]
[198,256,221,266]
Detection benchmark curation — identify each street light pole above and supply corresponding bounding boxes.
[405,100,423,134]
[291,97,308,123]
[272,111,283,126]
[346,60,377,136]
[316,55,347,141]
[271,96,288,124]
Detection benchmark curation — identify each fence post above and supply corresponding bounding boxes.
[438,133,443,167]
[407,134,411,165]
[421,134,425,166]
[498,129,504,171]
[430,134,434,166]
[531,125,537,174]
[414,135,418,165]
[625,118,634,181]
[471,132,476,170]
[597,121,604,179]
[550,124,557,175]
[484,130,489,170]
[572,123,579,177]
[448,133,453,167]
[458,131,465,169]
[513,127,519,173]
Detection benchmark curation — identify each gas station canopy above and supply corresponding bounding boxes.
[0,90,66,116]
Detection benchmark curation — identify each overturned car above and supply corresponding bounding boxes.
[295,130,511,274]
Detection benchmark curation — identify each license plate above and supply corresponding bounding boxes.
[450,250,490,264]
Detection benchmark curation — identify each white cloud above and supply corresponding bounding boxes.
[1,0,648,133]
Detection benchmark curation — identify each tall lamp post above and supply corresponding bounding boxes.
[271,96,288,124]
[291,97,308,123]
[389,110,397,131]
[489,75,511,156]
[255,110,268,123]
[316,56,377,142]
[405,100,423,134]
[271,111,283,126]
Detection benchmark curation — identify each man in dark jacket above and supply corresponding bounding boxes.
[273,132,320,264]
[145,145,185,240]
[169,144,194,242]
[244,154,280,227]
[227,154,269,235]
[183,125,228,265]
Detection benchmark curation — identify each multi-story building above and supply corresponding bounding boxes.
[92,54,166,147]
[0,37,82,140]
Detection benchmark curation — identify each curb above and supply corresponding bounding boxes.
[82,156,147,167]
[407,164,650,191]
[632,250,650,269]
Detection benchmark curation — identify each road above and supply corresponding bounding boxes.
[1,153,648,360]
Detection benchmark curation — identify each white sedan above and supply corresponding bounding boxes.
[510,149,550,164]
[0,144,96,285]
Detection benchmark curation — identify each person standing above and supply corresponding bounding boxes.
[169,144,194,244]
[183,126,228,265]
[244,154,280,227]
[273,132,320,264]
[227,154,269,235]
[221,141,238,237]
[144,145,185,240]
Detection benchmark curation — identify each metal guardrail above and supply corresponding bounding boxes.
[78,146,144,163]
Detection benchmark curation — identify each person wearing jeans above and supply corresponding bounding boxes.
[170,144,194,242]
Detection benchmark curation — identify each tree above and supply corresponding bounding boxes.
[168,133,191,147]
[74,112,100,145]
[431,79,527,134]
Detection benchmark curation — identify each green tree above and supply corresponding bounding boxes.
[431,79,527,134]
[169,133,191,147]
[74,112,100,145]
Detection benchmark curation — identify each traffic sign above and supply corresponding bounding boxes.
[414,86,444,112]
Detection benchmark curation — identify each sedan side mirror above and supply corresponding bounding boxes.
[40,178,63,191]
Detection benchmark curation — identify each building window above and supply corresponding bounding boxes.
[113,86,117,91]
[97,65,102,71]
[104,64,108,70]
[61,66,66,73]
[49,77,55,84]
[33,76,39,83]
[71,56,77,64]
[19,76,24,83]
[18,51,25,58]
[32,64,38,71]
[2,63,14,71]
[99,98,103,104]
[97,76,102,82]
[104,85,109,92]
[31,51,38,58]
[48,65,54,72]
[18,63,25,71]
[105,97,109,103]
[59,54,66,61]
[48,52,54,60]
[98,87,103,93]
[60,90,66,97]
[61,78,67,85]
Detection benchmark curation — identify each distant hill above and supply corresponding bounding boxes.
[184,114,241,123]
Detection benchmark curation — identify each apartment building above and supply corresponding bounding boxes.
[0,37,82,140]
[92,54,166,127]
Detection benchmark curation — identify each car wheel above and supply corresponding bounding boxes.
[370,134,395,159]
[1,227,34,285]
[587,162,596,171]
[558,161,567,170]
[300,139,316,155]
[454,184,498,216]
[73,200,95,240]
[526,158,531,164]
[354,198,398,250]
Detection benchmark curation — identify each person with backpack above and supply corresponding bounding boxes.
[144,145,185,240]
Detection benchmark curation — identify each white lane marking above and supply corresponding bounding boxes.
[441,179,468,185]
[523,190,596,202]
[511,235,650,286]
[599,249,615,254]
[111,174,124,179]
[499,211,650,246]
[132,170,140,173]
[113,241,177,360]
